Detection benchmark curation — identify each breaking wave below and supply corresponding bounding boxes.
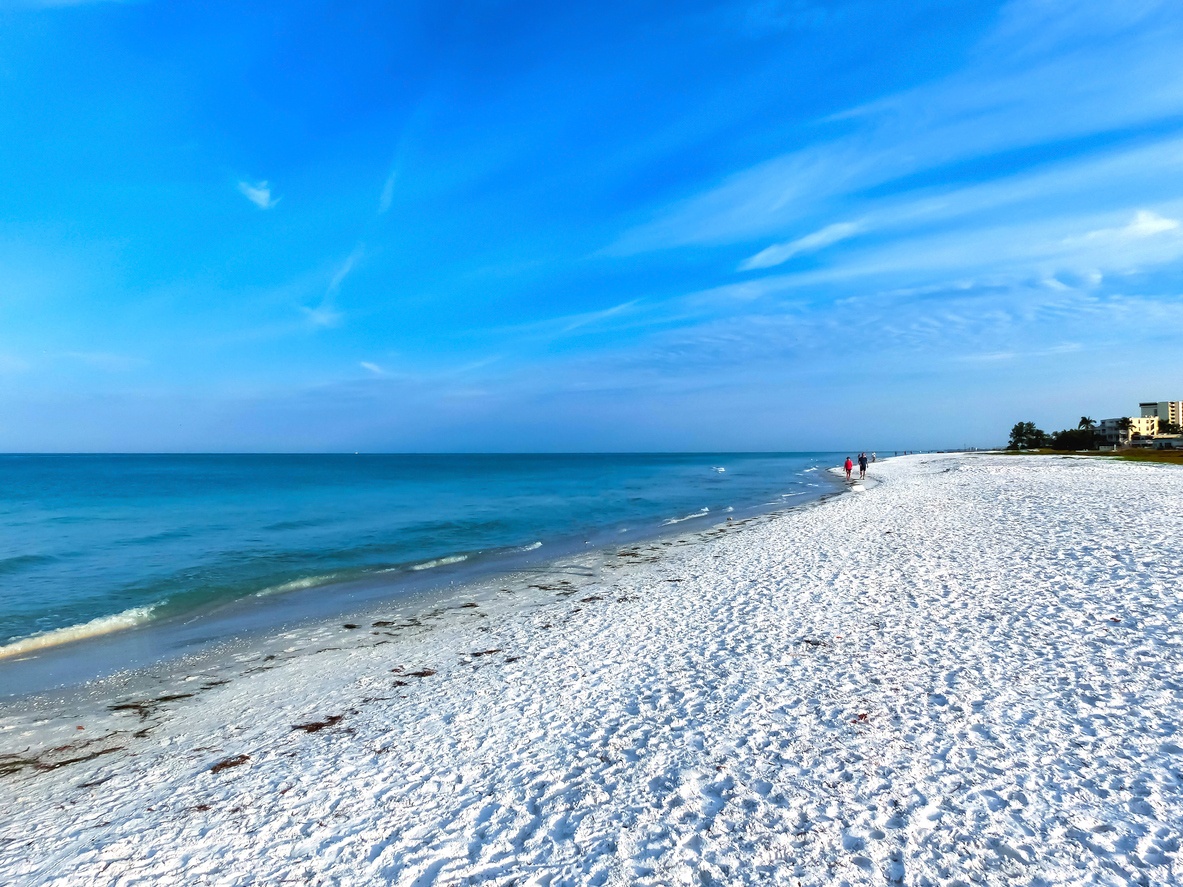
[410,554,469,571]
[0,606,156,660]
[662,507,710,526]
[255,573,343,597]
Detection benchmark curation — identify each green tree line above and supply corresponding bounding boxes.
[1008,415,1182,450]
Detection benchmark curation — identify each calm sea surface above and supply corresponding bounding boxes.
[0,453,838,661]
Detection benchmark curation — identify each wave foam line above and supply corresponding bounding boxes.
[255,573,342,597]
[663,507,710,526]
[0,606,156,660]
[410,554,469,571]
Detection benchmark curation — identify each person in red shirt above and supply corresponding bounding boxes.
[844,456,853,480]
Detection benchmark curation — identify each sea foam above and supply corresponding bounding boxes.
[663,507,710,526]
[0,606,155,660]
[410,554,469,571]
[255,573,343,597]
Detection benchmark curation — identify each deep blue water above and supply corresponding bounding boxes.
[0,453,838,656]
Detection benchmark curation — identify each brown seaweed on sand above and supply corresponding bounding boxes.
[108,692,194,721]
[291,715,344,733]
[210,754,250,773]
[393,666,436,678]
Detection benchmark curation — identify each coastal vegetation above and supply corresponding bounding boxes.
[1006,407,1183,464]
[1002,420,1183,465]
[1000,447,1183,465]
[1009,413,1182,455]
[1107,447,1183,465]
[1008,421,1049,449]
[1007,421,1097,450]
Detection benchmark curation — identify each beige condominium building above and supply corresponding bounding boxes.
[1097,416,1159,445]
[1140,401,1183,426]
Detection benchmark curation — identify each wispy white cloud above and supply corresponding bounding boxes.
[594,281,1182,393]
[238,179,280,210]
[688,190,1183,301]
[1083,209,1179,240]
[328,247,363,295]
[556,299,640,334]
[957,343,1084,364]
[739,221,862,271]
[378,170,397,214]
[302,246,363,329]
[610,0,1183,256]
[476,299,651,344]
[360,361,385,375]
[301,304,343,328]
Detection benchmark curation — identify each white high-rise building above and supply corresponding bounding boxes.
[1140,401,1183,427]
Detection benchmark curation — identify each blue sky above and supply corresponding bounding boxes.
[1,0,1181,452]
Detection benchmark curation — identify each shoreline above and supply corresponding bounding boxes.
[0,469,850,710]
[0,458,846,699]
[0,485,853,795]
[3,453,1179,885]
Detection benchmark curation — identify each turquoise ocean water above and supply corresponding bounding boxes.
[0,453,838,671]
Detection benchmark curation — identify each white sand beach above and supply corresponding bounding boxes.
[1,453,1181,886]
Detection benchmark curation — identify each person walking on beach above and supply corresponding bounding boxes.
[858,452,868,479]
[844,456,853,480]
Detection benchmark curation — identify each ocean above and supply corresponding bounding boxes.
[0,453,839,688]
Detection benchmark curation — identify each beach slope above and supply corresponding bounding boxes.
[1,453,1180,885]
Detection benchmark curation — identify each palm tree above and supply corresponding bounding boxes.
[1117,417,1132,445]
[1078,416,1095,430]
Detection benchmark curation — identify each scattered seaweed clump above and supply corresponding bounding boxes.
[292,715,344,733]
[210,754,250,774]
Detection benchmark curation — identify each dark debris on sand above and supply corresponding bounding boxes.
[209,754,250,774]
[291,715,345,733]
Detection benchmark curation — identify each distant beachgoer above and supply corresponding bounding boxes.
[858,452,868,479]
[871,452,877,463]
[844,457,853,480]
